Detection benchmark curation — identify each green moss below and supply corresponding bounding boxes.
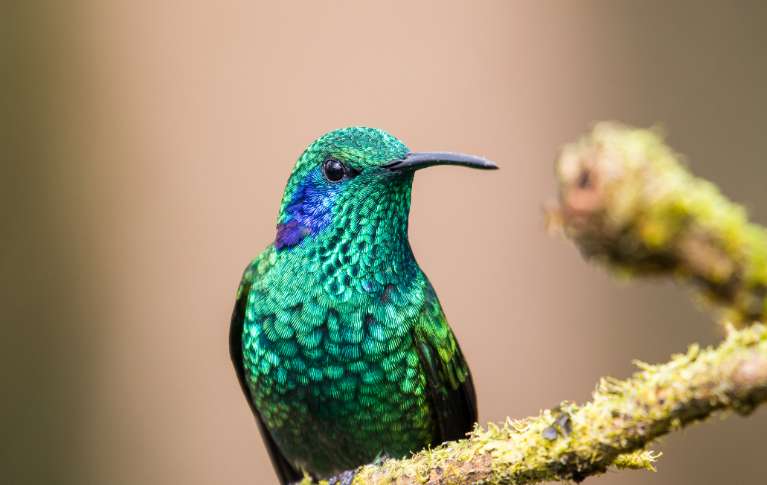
[299,325,767,484]
[555,123,767,326]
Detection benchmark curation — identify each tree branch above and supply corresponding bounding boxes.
[307,325,767,485]
[547,122,767,326]
[299,124,767,485]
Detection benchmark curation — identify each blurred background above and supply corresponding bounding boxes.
[5,1,767,484]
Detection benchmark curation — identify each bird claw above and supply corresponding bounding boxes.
[326,470,355,485]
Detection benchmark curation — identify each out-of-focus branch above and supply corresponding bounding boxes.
[547,122,767,326]
[304,324,767,485]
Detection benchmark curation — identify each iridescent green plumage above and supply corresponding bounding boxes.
[230,127,495,482]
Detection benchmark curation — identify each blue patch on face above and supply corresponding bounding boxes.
[274,219,311,250]
[275,167,343,249]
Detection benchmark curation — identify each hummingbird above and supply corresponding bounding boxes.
[230,127,497,483]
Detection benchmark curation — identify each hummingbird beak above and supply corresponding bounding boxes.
[384,152,498,172]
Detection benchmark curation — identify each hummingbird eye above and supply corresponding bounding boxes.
[322,159,347,182]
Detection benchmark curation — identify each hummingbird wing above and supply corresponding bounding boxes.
[229,255,303,484]
[412,288,478,444]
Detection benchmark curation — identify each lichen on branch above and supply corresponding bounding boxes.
[306,324,767,485]
[548,122,767,326]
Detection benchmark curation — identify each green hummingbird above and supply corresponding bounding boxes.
[230,127,497,483]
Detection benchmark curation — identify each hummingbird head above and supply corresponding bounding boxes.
[274,127,496,252]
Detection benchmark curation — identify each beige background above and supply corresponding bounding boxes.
[5,1,767,484]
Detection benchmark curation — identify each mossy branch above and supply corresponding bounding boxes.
[300,124,767,485]
[306,325,767,485]
[548,122,767,326]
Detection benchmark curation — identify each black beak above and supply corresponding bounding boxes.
[384,151,498,172]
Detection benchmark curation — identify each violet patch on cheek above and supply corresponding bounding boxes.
[275,167,343,250]
[275,219,311,249]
